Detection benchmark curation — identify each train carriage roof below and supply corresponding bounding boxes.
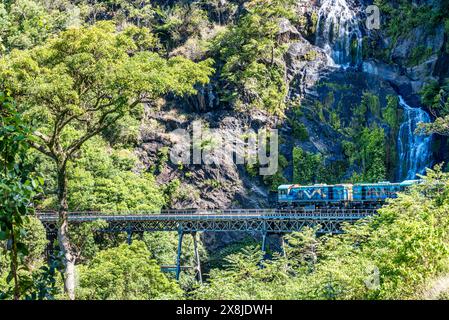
[278,184,350,190]
[399,180,421,186]
[354,181,397,186]
[278,180,421,191]
[354,180,421,187]
[278,184,294,190]
[333,184,353,187]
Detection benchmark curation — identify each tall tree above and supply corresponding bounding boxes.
[0,21,213,299]
[211,0,296,114]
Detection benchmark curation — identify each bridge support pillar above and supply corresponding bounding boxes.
[126,226,133,245]
[192,232,202,284]
[281,235,287,258]
[261,219,268,255]
[261,232,267,253]
[45,232,58,261]
[175,228,184,281]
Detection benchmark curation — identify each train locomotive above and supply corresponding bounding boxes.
[277,180,419,208]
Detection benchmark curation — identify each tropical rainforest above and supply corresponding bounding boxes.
[2,0,449,300]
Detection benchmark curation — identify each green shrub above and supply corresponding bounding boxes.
[292,147,322,184]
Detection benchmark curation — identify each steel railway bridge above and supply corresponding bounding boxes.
[37,208,377,281]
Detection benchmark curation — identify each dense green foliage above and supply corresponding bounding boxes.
[292,147,322,184]
[289,86,396,184]
[76,241,182,300]
[346,127,386,182]
[420,80,449,135]
[32,137,165,212]
[0,17,213,299]
[290,89,391,185]
[194,246,288,299]
[383,95,400,175]
[375,0,449,38]
[0,92,52,299]
[212,0,296,115]
[0,22,212,144]
[0,0,70,53]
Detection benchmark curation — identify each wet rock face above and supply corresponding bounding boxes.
[362,59,419,103]
[278,18,301,43]
[363,2,449,100]
[389,23,446,95]
[186,83,220,113]
[285,36,329,98]
[391,25,445,66]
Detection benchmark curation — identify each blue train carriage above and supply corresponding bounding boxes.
[277,184,299,206]
[295,184,330,204]
[353,181,398,205]
[352,180,420,205]
[278,180,420,208]
[332,184,353,203]
[278,184,352,207]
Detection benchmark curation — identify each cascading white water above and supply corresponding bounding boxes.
[315,0,362,67]
[397,96,433,180]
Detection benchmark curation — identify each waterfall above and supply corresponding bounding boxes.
[315,0,362,67]
[397,96,433,180]
[314,1,433,180]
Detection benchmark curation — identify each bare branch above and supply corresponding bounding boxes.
[34,131,51,143]
[65,99,141,158]
[29,141,56,160]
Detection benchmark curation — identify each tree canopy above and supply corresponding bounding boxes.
[0,21,213,166]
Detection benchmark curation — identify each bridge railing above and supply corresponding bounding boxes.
[36,208,376,221]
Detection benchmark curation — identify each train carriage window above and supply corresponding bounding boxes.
[337,188,342,198]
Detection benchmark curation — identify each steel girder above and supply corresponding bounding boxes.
[38,215,368,235]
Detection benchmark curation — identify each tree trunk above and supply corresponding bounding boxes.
[11,224,20,300]
[57,164,76,300]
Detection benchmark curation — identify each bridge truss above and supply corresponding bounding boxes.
[37,208,377,280]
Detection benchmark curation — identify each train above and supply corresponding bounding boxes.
[277,180,419,208]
